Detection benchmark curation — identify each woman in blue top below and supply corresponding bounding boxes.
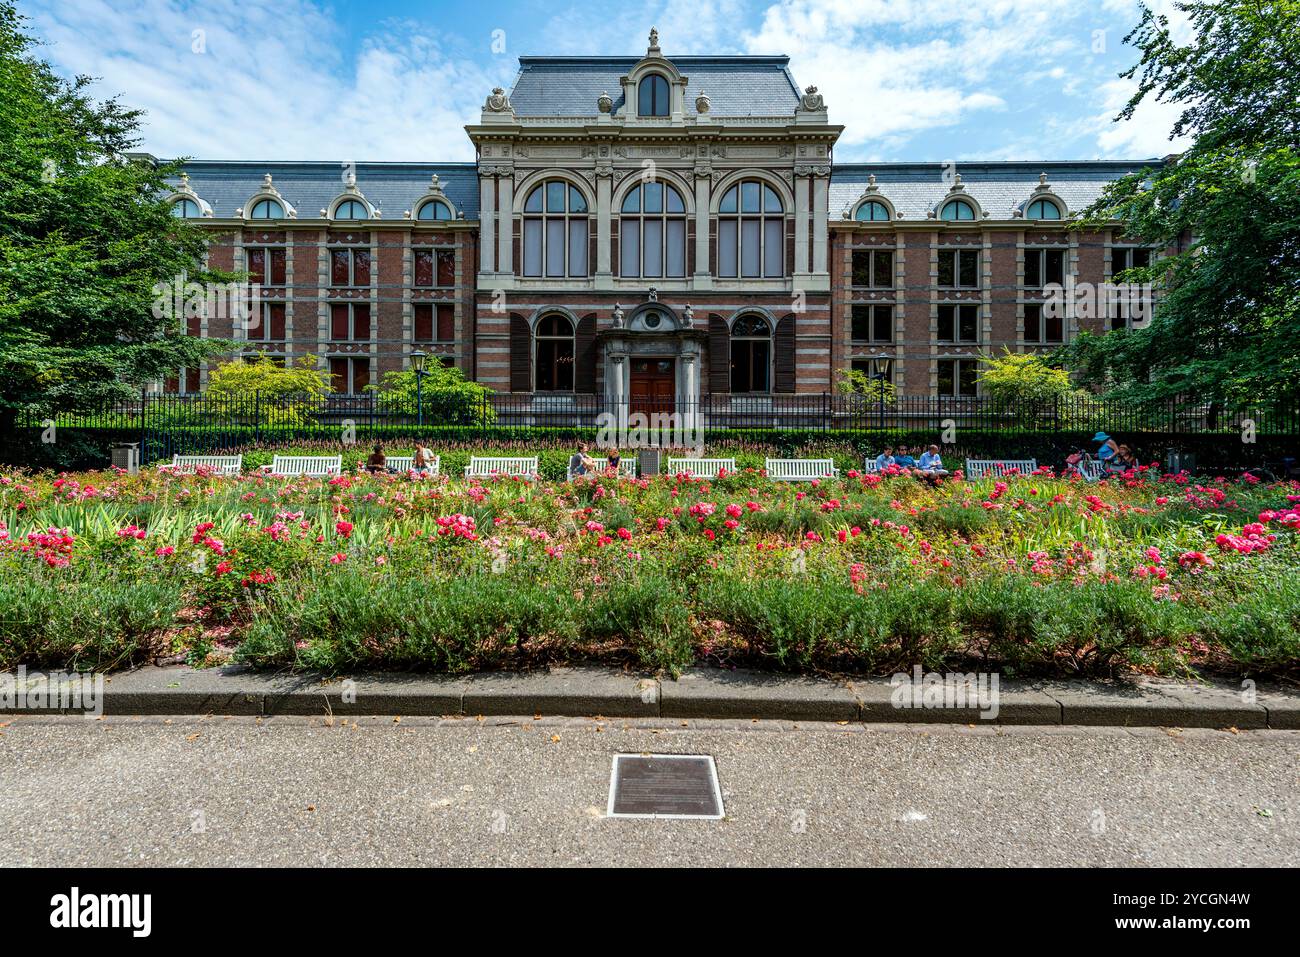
[1094,432,1121,471]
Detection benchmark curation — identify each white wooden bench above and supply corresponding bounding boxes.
[862,458,882,473]
[964,458,1037,479]
[765,458,838,481]
[567,457,637,481]
[263,455,342,477]
[666,457,737,478]
[382,455,440,476]
[1078,458,1106,482]
[465,456,538,480]
[167,454,242,476]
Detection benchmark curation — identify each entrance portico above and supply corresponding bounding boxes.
[599,295,705,435]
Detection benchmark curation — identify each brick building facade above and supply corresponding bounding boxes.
[159,30,1160,411]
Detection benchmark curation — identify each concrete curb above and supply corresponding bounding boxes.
[0,666,1294,728]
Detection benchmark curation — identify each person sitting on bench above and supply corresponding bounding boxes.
[364,444,388,474]
[918,445,949,479]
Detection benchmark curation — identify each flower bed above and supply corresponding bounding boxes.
[1,464,1297,677]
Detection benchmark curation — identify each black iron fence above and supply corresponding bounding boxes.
[12,391,1300,466]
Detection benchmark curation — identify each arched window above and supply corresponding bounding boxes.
[417,199,453,221]
[855,200,890,222]
[619,182,686,278]
[171,198,201,218]
[730,314,771,393]
[638,74,670,117]
[718,180,784,278]
[334,199,369,220]
[534,313,575,391]
[940,199,976,221]
[1026,198,1061,220]
[522,180,588,278]
[248,198,284,219]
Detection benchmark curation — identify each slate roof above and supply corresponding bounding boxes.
[508,56,802,117]
[161,160,480,221]
[830,161,1162,221]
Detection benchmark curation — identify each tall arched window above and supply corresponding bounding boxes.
[1026,198,1061,220]
[171,198,201,218]
[730,314,771,393]
[638,74,670,116]
[534,314,575,391]
[522,180,588,278]
[718,180,784,278]
[417,199,453,221]
[855,200,890,222]
[248,198,284,219]
[940,199,976,221]
[619,182,686,278]
[334,199,369,220]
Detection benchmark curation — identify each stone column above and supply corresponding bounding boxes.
[478,172,495,274]
[596,169,613,287]
[694,169,712,290]
[794,172,810,278]
[812,170,829,274]
[496,174,514,277]
[611,354,627,437]
[682,352,697,442]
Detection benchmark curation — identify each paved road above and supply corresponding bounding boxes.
[0,715,1294,866]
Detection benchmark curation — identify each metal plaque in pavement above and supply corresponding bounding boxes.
[606,754,724,819]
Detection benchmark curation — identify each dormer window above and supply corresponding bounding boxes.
[248,199,284,219]
[416,199,453,221]
[638,74,670,116]
[855,200,890,222]
[940,199,976,221]
[1026,198,1061,220]
[171,198,201,218]
[334,199,369,220]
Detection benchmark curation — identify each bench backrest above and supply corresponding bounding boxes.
[567,457,637,481]
[383,455,440,475]
[271,455,342,476]
[765,458,838,480]
[465,456,538,478]
[1079,459,1106,482]
[964,458,1037,479]
[862,458,881,473]
[666,457,737,478]
[170,455,242,476]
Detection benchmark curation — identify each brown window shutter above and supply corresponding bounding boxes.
[509,313,531,392]
[575,313,597,393]
[708,314,730,394]
[774,313,796,393]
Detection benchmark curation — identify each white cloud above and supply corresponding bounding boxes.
[27,0,511,160]
[740,0,1084,156]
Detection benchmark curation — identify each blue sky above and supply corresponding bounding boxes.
[22,0,1193,163]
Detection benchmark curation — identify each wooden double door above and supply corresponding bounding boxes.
[629,358,675,416]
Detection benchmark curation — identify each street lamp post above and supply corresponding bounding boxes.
[411,349,429,428]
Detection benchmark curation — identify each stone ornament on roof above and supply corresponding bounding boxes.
[598,91,613,113]
[648,27,660,53]
[799,85,825,112]
[485,87,512,113]
[695,91,710,114]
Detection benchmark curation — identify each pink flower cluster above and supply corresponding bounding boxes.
[435,513,478,541]
[1215,522,1276,554]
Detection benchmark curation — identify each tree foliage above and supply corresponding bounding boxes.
[0,1,229,422]
[370,363,496,425]
[977,349,1097,426]
[1068,0,1300,409]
